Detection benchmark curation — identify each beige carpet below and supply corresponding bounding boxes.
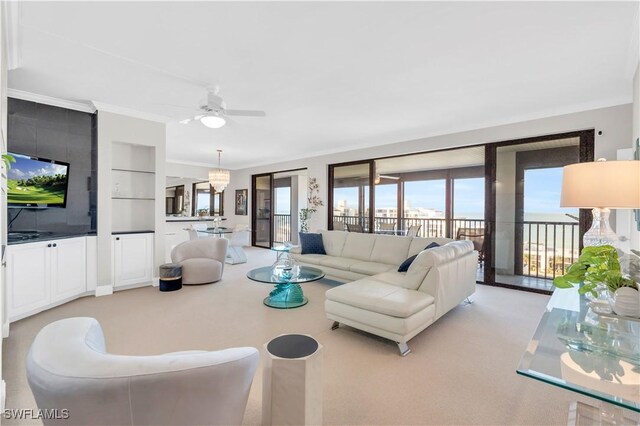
[2,247,607,425]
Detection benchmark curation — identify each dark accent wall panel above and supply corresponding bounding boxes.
[7,98,97,234]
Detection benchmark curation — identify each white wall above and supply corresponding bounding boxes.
[0,1,7,408]
[96,111,166,289]
[222,104,632,232]
[495,151,516,273]
[631,63,640,251]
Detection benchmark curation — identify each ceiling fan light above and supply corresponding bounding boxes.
[200,114,226,129]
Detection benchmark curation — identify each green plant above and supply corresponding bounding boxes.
[553,245,637,296]
[299,177,324,233]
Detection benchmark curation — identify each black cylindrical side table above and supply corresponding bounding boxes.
[159,263,182,292]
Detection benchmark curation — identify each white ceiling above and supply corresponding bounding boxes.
[7,1,639,170]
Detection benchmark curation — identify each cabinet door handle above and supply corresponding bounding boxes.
[116,237,120,241]
[53,243,57,247]
[47,244,52,248]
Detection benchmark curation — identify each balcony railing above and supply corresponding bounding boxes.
[332,215,579,280]
[522,221,579,279]
[273,214,291,244]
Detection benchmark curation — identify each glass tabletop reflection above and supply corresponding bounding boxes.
[516,288,640,413]
[247,266,325,285]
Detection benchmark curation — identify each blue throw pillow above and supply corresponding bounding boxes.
[299,232,326,255]
[397,242,440,272]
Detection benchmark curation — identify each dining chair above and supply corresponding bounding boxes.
[456,227,485,264]
[406,224,422,237]
[379,222,396,232]
[346,223,364,233]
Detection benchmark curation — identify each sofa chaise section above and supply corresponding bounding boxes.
[325,240,477,355]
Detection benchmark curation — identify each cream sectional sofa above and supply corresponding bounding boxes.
[291,231,477,355]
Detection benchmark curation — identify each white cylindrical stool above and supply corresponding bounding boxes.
[262,334,323,426]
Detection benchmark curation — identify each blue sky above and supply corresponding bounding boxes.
[524,168,577,215]
[275,187,291,214]
[7,154,68,180]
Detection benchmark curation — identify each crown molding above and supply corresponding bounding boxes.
[7,88,96,113]
[166,159,218,169]
[91,101,171,123]
[3,1,21,71]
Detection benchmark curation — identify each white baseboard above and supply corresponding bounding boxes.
[95,285,114,297]
[152,277,159,287]
[2,321,9,338]
[1,379,6,411]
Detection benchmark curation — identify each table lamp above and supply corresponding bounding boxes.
[560,159,640,247]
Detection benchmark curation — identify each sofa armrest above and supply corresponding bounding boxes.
[290,246,301,254]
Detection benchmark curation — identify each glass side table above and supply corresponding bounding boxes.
[271,244,296,261]
[247,266,325,309]
[517,287,640,424]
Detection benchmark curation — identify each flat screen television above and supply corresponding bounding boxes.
[7,152,70,208]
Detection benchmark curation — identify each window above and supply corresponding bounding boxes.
[192,182,224,216]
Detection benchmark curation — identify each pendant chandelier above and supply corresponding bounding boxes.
[208,149,230,192]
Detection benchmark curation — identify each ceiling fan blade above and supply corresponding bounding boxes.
[379,175,400,180]
[178,114,206,125]
[224,109,266,117]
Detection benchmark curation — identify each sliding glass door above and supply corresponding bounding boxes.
[252,169,307,248]
[487,132,594,292]
[252,174,272,248]
[330,162,371,232]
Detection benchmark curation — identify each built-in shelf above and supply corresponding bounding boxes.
[111,141,157,234]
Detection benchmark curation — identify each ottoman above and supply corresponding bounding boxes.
[159,263,182,292]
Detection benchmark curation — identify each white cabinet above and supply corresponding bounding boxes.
[6,241,51,320]
[51,238,87,303]
[112,233,154,288]
[6,237,88,321]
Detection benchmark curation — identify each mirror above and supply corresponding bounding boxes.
[166,176,224,217]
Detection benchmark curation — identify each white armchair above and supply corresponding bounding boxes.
[172,238,229,284]
[26,317,259,425]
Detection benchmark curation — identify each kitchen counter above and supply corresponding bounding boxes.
[165,216,226,222]
[8,231,97,245]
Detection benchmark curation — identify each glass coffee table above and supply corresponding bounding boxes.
[247,266,325,309]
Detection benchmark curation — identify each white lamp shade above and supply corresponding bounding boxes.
[200,115,226,129]
[560,160,640,209]
[209,168,230,192]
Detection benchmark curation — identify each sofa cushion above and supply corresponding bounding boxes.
[299,232,326,255]
[370,235,412,266]
[341,233,376,261]
[350,261,396,275]
[398,242,440,272]
[320,230,349,257]
[373,267,431,291]
[408,237,452,257]
[408,242,471,271]
[291,253,326,265]
[320,256,359,271]
[326,279,435,318]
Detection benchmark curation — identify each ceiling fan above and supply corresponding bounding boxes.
[375,174,400,184]
[179,89,266,129]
